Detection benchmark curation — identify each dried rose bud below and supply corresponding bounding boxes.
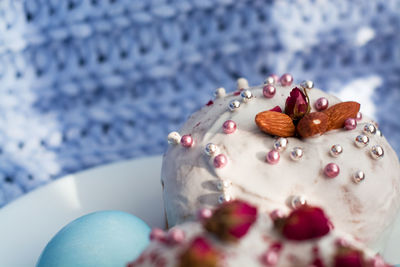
[269,106,283,113]
[204,200,258,242]
[179,237,220,267]
[281,206,331,241]
[334,247,364,267]
[284,87,310,121]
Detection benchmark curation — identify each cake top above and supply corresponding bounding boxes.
[161,74,400,248]
[128,200,390,267]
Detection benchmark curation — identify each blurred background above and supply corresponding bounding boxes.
[0,0,399,207]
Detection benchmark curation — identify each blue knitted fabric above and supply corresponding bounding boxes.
[0,0,399,206]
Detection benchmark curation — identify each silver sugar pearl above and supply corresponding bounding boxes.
[264,76,275,85]
[330,144,343,157]
[204,143,218,156]
[355,135,369,147]
[218,194,232,203]
[290,147,304,161]
[214,87,226,98]
[290,195,307,209]
[352,170,365,184]
[216,180,231,191]
[363,123,377,135]
[371,145,384,159]
[300,80,314,89]
[229,100,241,111]
[273,137,288,151]
[376,129,383,137]
[167,131,181,145]
[240,89,253,102]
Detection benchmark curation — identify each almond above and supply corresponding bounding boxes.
[255,111,295,137]
[322,101,360,130]
[297,112,329,138]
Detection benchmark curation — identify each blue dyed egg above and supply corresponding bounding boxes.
[37,211,151,267]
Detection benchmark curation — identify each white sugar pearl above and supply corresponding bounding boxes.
[218,194,232,203]
[273,138,288,151]
[264,76,275,85]
[330,144,343,157]
[216,180,231,191]
[240,90,253,102]
[290,195,307,209]
[214,87,226,98]
[352,170,365,183]
[363,123,377,135]
[371,145,384,159]
[204,143,218,156]
[355,135,369,147]
[290,147,303,161]
[229,100,241,111]
[237,78,249,90]
[300,80,314,89]
[167,132,181,145]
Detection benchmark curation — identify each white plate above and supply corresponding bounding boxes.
[0,155,164,267]
[0,155,398,266]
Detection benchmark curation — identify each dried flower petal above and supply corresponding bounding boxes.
[269,106,283,113]
[280,206,331,241]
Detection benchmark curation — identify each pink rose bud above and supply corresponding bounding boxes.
[179,237,220,267]
[204,200,258,242]
[284,87,310,121]
[281,206,331,241]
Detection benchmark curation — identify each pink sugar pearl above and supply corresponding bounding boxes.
[335,237,350,247]
[180,135,194,147]
[279,73,293,86]
[150,228,166,242]
[263,84,276,98]
[344,118,357,130]
[197,208,213,220]
[324,163,340,178]
[315,97,329,111]
[269,209,285,221]
[167,228,185,245]
[214,154,228,168]
[261,250,279,266]
[356,112,363,121]
[223,120,237,134]
[270,74,279,83]
[266,150,280,165]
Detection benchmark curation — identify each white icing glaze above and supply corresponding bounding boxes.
[131,213,381,267]
[161,84,400,249]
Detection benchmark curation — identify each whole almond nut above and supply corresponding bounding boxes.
[297,112,329,138]
[322,102,360,130]
[255,111,295,137]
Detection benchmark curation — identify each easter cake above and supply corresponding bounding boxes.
[161,74,400,250]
